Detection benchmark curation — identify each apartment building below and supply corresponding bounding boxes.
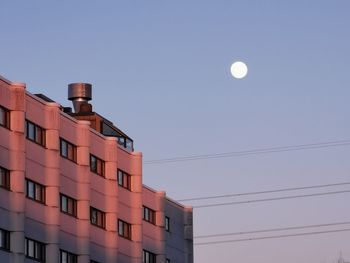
[0,75,193,263]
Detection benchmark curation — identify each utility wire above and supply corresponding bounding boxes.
[193,189,350,208]
[195,220,350,239]
[144,139,350,164]
[194,228,350,246]
[178,181,350,202]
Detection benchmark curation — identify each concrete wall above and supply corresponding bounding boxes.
[165,199,194,263]
[142,186,194,263]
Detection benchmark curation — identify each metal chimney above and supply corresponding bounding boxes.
[68,83,92,113]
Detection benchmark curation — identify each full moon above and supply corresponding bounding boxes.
[230,61,248,79]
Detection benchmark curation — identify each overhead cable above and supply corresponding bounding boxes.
[144,139,350,164]
[194,228,350,246]
[193,189,350,208]
[195,220,350,239]
[178,181,350,202]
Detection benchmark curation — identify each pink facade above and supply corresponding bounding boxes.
[0,75,193,263]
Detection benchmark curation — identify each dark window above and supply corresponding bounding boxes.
[143,206,156,225]
[26,120,46,146]
[25,238,46,262]
[60,250,78,263]
[166,259,170,263]
[90,207,105,229]
[118,219,132,240]
[165,217,170,232]
[0,106,10,129]
[60,194,77,217]
[0,166,10,190]
[0,228,10,251]
[90,155,105,177]
[116,136,133,151]
[60,138,77,162]
[26,179,45,204]
[117,169,131,190]
[143,250,156,263]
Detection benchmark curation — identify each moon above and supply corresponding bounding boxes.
[230,61,248,79]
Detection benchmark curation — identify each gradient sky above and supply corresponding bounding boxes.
[1,1,350,262]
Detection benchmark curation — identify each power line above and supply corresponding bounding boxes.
[194,228,350,246]
[178,181,350,202]
[193,189,350,208]
[144,139,350,164]
[195,220,350,238]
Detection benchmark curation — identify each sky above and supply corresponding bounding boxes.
[1,1,350,262]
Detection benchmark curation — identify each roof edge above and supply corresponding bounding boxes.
[142,184,193,210]
[0,74,26,87]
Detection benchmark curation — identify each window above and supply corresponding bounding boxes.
[143,250,156,263]
[0,228,10,251]
[60,194,77,217]
[90,155,105,177]
[26,120,46,146]
[166,259,170,263]
[26,179,45,204]
[60,250,77,263]
[0,105,10,129]
[117,169,131,190]
[90,207,105,229]
[101,121,134,151]
[60,138,77,162]
[165,217,170,232]
[118,219,132,240]
[25,238,46,262]
[0,166,10,190]
[143,206,156,225]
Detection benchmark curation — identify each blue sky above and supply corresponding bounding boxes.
[1,1,350,262]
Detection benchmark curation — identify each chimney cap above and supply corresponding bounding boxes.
[68,83,92,101]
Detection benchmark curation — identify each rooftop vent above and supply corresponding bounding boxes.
[68,83,92,113]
